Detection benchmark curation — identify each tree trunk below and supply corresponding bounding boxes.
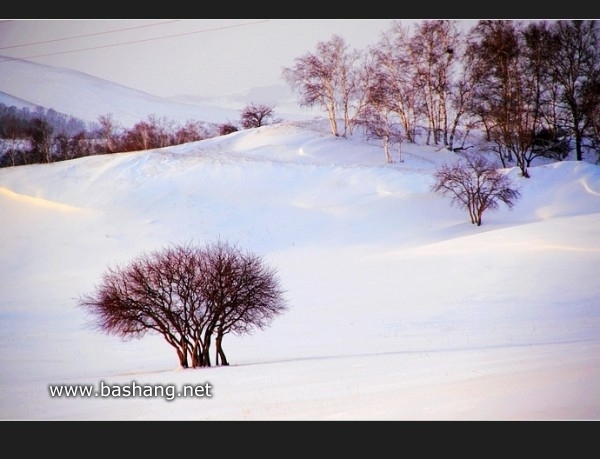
[177,348,188,368]
[202,330,212,367]
[191,338,205,368]
[383,137,391,164]
[215,333,229,366]
[575,131,583,161]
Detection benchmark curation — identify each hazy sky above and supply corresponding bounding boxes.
[0,19,414,98]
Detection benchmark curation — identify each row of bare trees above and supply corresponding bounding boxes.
[282,20,600,173]
[97,114,216,154]
[0,112,216,167]
[0,103,279,168]
[97,103,278,154]
[3,20,598,173]
[0,104,92,167]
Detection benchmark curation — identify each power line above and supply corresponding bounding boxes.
[0,19,270,64]
[0,20,181,50]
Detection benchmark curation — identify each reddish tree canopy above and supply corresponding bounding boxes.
[79,240,288,368]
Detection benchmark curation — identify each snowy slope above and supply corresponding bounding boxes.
[1,117,599,420]
[0,56,292,127]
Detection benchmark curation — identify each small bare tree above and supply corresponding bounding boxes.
[219,122,239,136]
[240,103,278,129]
[362,101,403,164]
[431,153,521,226]
[173,120,210,145]
[97,114,121,153]
[78,241,288,368]
[29,118,53,163]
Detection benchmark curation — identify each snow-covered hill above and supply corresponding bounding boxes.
[1,53,600,420]
[1,114,600,420]
[0,56,310,128]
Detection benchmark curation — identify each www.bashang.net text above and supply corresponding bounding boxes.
[48,380,213,402]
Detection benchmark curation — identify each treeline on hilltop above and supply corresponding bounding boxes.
[0,102,278,168]
[281,19,600,176]
[2,20,600,175]
[0,104,96,166]
[0,105,217,168]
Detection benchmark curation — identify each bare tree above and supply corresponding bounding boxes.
[0,115,25,166]
[196,240,288,366]
[466,20,537,178]
[240,103,278,129]
[173,120,210,145]
[78,241,288,369]
[587,80,600,163]
[120,120,152,151]
[342,50,376,137]
[54,131,92,160]
[282,34,365,137]
[409,20,463,148]
[117,115,175,151]
[219,122,239,136]
[368,21,421,143]
[548,20,600,161]
[146,114,175,148]
[447,73,476,153]
[363,81,404,163]
[431,153,521,226]
[97,114,121,153]
[29,118,53,163]
[522,21,570,164]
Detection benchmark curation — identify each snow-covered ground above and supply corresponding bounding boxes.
[1,116,599,420]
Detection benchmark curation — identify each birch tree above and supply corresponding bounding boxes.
[282,34,367,137]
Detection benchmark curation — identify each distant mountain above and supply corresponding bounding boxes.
[0,90,42,112]
[170,84,318,118]
[0,56,310,128]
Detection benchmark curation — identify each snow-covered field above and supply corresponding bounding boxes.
[1,118,599,420]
